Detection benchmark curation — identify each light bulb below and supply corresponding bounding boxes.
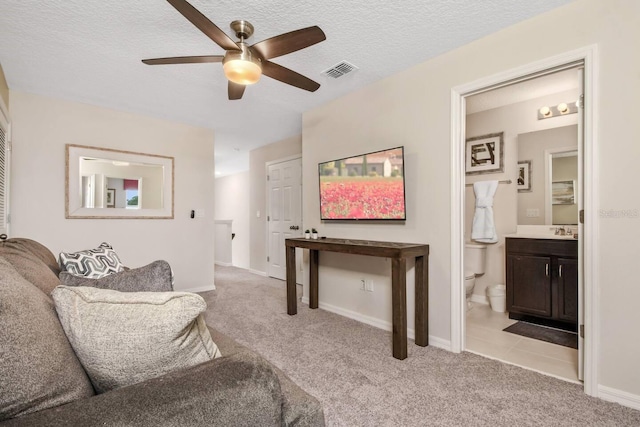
[557,103,569,114]
[223,59,262,85]
[539,106,551,117]
[222,43,262,85]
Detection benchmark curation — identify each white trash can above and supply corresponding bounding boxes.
[487,284,506,313]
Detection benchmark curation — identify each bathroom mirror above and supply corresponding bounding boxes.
[517,125,578,226]
[66,144,174,219]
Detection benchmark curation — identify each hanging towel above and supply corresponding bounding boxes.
[471,180,499,243]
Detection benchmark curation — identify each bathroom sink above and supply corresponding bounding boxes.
[505,233,577,240]
[506,225,578,240]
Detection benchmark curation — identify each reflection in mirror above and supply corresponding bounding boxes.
[67,145,174,219]
[517,125,578,226]
[550,152,578,225]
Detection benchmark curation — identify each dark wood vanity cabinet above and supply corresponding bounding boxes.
[506,237,578,329]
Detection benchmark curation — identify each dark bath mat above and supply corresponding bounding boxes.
[503,322,578,349]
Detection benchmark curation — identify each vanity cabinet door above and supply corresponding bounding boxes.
[507,254,552,318]
[557,257,578,323]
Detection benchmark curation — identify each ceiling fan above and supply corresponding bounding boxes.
[142,0,326,100]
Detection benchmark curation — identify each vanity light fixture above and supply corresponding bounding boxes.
[537,100,579,120]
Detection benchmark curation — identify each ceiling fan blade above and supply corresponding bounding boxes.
[261,61,320,92]
[228,81,246,100]
[251,26,326,60]
[142,55,224,65]
[166,0,240,52]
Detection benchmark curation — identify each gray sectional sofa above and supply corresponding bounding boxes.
[0,238,324,426]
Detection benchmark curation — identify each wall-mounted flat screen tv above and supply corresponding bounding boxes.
[319,146,406,221]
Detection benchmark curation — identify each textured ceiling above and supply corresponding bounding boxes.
[0,0,573,176]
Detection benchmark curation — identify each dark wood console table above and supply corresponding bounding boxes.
[285,237,429,360]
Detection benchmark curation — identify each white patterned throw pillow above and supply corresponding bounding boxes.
[59,242,125,278]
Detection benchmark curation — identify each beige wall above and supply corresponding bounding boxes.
[214,171,250,269]
[0,63,8,110]
[303,0,640,398]
[249,135,301,273]
[9,91,216,291]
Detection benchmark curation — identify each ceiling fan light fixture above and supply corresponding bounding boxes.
[223,44,262,85]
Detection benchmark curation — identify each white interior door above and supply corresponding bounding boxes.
[267,158,302,280]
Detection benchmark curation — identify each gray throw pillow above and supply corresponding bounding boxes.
[59,260,173,292]
[0,238,61,275]
[52,286,221,393]
[0,259,94,421]
[59,242,125,278]
[0,247,61,296]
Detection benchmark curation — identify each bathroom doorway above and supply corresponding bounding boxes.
[465,68,581,382]
[450,47,598,396]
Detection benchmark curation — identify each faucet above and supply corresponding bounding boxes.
[553,226,575,236]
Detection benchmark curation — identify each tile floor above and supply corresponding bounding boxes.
[465,302,580,383]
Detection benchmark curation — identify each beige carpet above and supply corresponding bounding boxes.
[201,266,640,426]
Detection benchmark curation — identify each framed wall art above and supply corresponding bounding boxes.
[552,180,576,205]
[465,132,504,175]
[106,188,116,208]
[517,160,532,192]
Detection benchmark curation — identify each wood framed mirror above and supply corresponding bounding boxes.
[66,144,174,219]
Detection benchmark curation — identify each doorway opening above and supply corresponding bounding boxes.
[450,46,599,396]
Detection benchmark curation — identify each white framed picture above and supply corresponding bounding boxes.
[465,132,504,175]
[517,160,532,192]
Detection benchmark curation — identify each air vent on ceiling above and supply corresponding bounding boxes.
[321,61,359,79]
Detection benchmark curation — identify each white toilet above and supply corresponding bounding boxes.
[464,243,487,309]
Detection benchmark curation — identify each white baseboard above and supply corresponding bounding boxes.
[598,385,640,410]
[470,294,489,305]
[428,335,451,351]
[214,261,232,267]
[301,297,451,352]
[181,284,216,293]
[248,269,267,277]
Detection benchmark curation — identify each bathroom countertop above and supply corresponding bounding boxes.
[504,233,577,240]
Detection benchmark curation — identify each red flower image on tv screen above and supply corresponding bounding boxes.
[319,147,405,220]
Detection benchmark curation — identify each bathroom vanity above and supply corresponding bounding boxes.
[505,236,578,331]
